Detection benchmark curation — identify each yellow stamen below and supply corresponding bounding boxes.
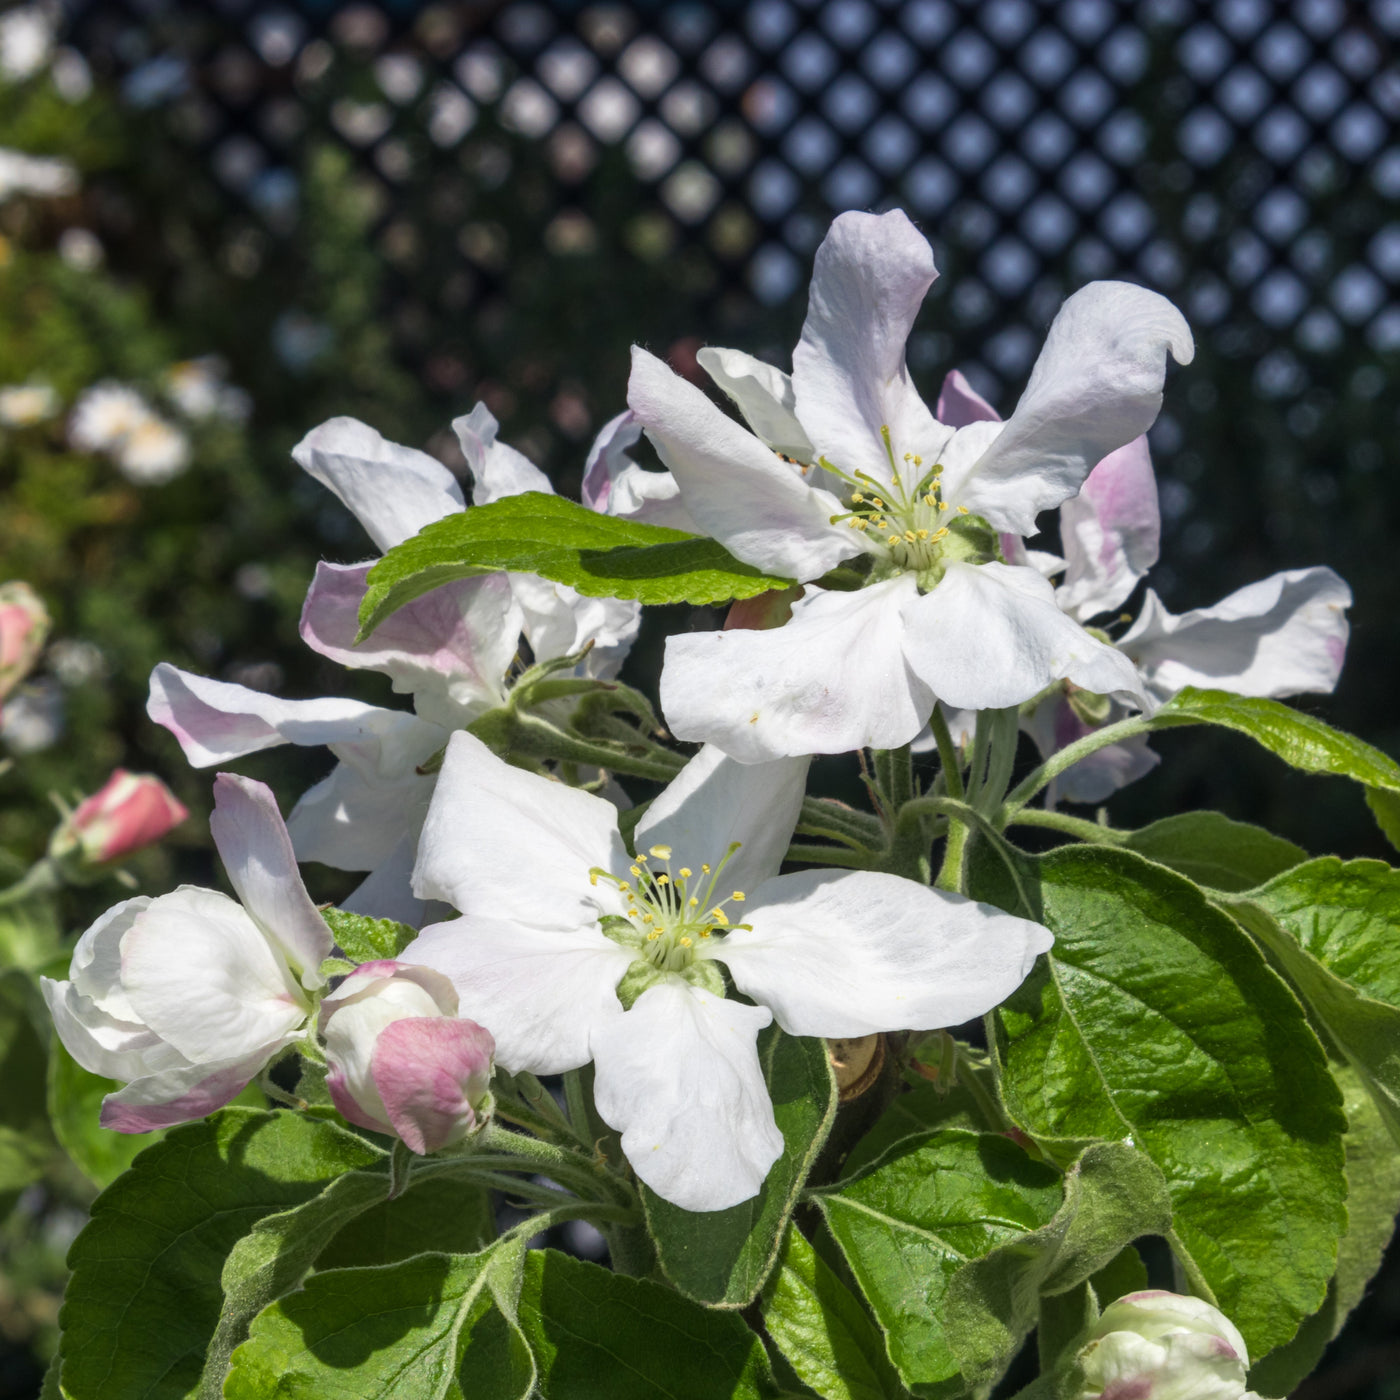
[648,845,671,860]
[917,529,929,540]
[679,867,692,878]
[711,909,729,926]
[933,526,949,540]
[647,931,659,941]
[913,455,922,466]
[731,891,746,902]
[679,937,692,948]
[630,865,641,878]
[689,896,699,907]
[656,874,670,885]
[887,535,900,546]
[939,500,950,510]
[701,864,711,874]
[904,530,916,543]
[957,504,969,514]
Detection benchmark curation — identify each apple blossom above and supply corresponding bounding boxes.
[1071,1291,1260,1400]
[0,380,60,427]
[0,148,75,200]
[318,960,494,1153]
[40,773,332,1132]
[52,768,189,865]
[403,729,1053,1211]
[0,580,49,703]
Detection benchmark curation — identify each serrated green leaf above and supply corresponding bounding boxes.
[517,1248,778,1399]
[1366,786,1400,852]
[943,1141,1171,1389]
[360,492,794,635]
[226,1239,532,1400]
[315,1172,495,1269]
[1223,858,1400,1145]
[642,1027,837,1307]
[761,1224,904,1400]
[59,1108,382,1400]
[814,1129,1062,1390]
[974,844,1347,1359]
[322,907,418,962]
[47,1037,164,1187]
[1151,687,1400,792]
[1121,811,1306,892]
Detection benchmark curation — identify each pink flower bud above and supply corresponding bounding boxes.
[319,960,495,1154]
[0,581,50,703]
[60,770,189,864]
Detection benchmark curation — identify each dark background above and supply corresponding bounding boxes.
[2,0,1398,1395]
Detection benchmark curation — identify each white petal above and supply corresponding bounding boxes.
[100,1050,278,1134]
[935,369,1001,427]
[591,982,781,1212]
[661,577,934,761]
[41,974,187,1082]
[636,745,810,896]
[292,416,463,551]
[697,346,815,461]
[1056,435,1160,622]
[121,887,309,1064]
[628,346,859,580]
[341,834,448,928]
[1118,568,1352,704]
[507,573,641,680]
[602,463,698,531]
[901,562,1148,712]
[941,283,1193,536]
[147,663,424,768]
[1023,695,1160,805]
[581,409,643,512]
[412,730,628,924]
[209,774,333,982]
[287,759,436,873]
[790,210,951,487]
[66,897,150,1019]
[300,563,520,728]
[453,403,553,503]
[717,869,1053,1036]
[403,915,630,1074]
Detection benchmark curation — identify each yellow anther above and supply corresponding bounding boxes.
[872,497,885,510]
[711,909,729,926]
[917,529,930,540]
[636,852,648,863]
[641,912,654,923]
[648,845,671,860]
[689,896,699,907]
[904,529,917,543]
[939,500,950,510]
[887,536,901,547]
[924,493,937,506]
[903,452,912,462]
[679,937,692,948]
[656,874,670,886]
[933,526,950,540]
[957,504,969,514]
[852,492,864,503]
[679,867,691,878]
[647,931,659,941]
[700,929,711,938]
[589,871,599,885]
[630,865,641,878]
[618,881,631,892]
[913,455,923,466]
[731,891,746,902]
[701,863,711,874]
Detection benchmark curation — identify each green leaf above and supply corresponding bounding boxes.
[1366,786,1400,853]
[1223,858,1400,1144]
[1037,1284,1096,1377]
[0,970,56,1196]
[814,1129,1063,1390]
[1120,811,1305,892]
[841,1075,986,1179]
[322,908,418,962]
[942,1141,1172,1389]
[1087,1245,1148,1308]
[0,894,61,971]
[642,1027,837,1307]
[360,491,794,635]
[47,1037,163,1188]
[315,1172,495,1268]
[1152,687,1400,792]
[975,844,1347,1359]
[227,1238,534,1400]
[517,1248,778,1399]
[59,1108,382,1400]
[761,1224,904,1400]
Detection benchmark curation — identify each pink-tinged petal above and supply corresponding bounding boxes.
[62,770,188,865]
[293,416,463,552]
[412,730,628,926]
[791,210,951,491]
[901,562,1149,712]
[121,886,309,1062]
[696,346,815,461]
[1022,694,1161,806]
[318,959,457,1029]
[402,914,631,1075]
[942,283,1193,536]
[636,745,810,897]
[147,662,420,768]
[1118,568,1352,705]
[0,581,50,701]
[591,981,782,1212]
[373,1017,495,1154]
[661,577,934,762]
[717,869,1052,1037]
[1057,435,1161,622]
[581,409,642,512]
[935,369,1001,428]
[299,562,521,728]
[210,774,333,982]
[628,346,860,581]
[453,403,553,504]
[100,1051,272,1134]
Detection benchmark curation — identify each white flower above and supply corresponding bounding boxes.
[938,373,1352,803]
[628,209,1193,761]
[69,381,191,483]
[0,147,76,201]
[115,415,190,484]
[0,6,54,82]
[41,774,332,1132]
[403,730,1053,1211]
[1073,1291,1261,1400]
[164,355,251,422]
[0,381,59,427]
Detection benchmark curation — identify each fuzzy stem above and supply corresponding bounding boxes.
[784,842,879,869]
[928,706,966,801]
[999,713,1156,821]
[975,708,1021,817]
[1008,808,1130,844]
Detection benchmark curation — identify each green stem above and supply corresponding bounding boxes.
[474,1123,629,1205]
[957,1043,1012,1133]
[999,713,1155,821]
[928,706,966,801]
[802,796,883,845]
[783,842,878,869]
[504,713,683,782]
[935,818,969,893]
[0,857,62,908]
[1008,808,1130,844]
[888,744,914,810]
[510,1071,586,1144]
[974,708,1021,818]
[563,1067,593,1143]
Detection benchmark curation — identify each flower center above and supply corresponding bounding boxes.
[591,842,749,973]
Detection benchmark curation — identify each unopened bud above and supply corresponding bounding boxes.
[53,770,189,865]
[0,582,50,703]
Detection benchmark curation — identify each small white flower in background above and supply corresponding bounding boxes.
[0,381,60,428]
[403,730,1053,1211]
[46,637,106,686]
[629,208,1193,762]
[57,226,103,271]
[41,773,332,1132]
[0,147,77,201]
[319,960,494,1154]
[0,677,63,752]
[68,382,190,484]
[164,355,252,423]
[50,769,188,866]
[0,4,54,82]
[936,370,1352,803]
[1072,1291,1261,1400]
[113,414,191,484]
[0,580,50,702]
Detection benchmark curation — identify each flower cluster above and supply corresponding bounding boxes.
[44,209,1351,1218]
